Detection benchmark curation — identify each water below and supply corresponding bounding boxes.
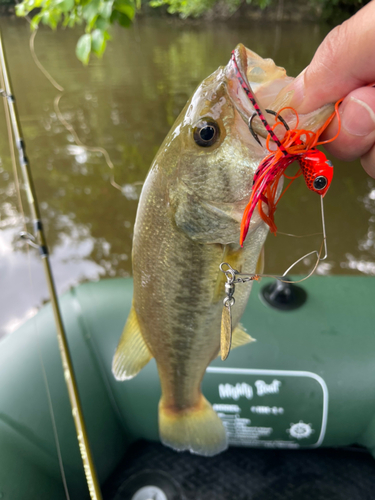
[0,17,374,338]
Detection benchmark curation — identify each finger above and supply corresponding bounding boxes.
[278,1,375,113]
[321,86,375,162]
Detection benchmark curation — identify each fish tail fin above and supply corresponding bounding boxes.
[112,302,153,381]
[159,395,228,456]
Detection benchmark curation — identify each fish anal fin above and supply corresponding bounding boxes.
[159,395,228,456]
[231,324,255,350]
[112,303,152,381]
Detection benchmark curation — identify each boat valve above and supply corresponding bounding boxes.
[260,277,307,311]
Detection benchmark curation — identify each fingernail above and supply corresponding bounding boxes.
[342,97,375,137]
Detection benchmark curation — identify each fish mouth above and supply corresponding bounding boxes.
[228,45,269,138]
[232,44,251,89]
[227,44,293,139]
[232,43,289,94]
[230,44,334,135]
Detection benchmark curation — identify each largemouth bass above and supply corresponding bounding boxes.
[112,45,333,456]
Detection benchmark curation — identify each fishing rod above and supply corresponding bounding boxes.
[0,30,103,500]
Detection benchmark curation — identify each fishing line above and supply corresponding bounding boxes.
[30,30,64,92]
[36,336,71,500]
[277,231,323,238]
[29,28,126,193]
[0,62,71,500]
[53,93,123,191]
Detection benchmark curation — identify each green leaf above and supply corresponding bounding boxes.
[91,28,106,56]
[30,12,44,28]
[64,9,83,27]
[76,33,92,64]
[15,3,27,16]
[113,0,135,19]
[110,9,132,26]
[95,15,110,29]
[100,0,114,18]
[82,0,100,23]
[41,10,62,29]
[56,0,75,12]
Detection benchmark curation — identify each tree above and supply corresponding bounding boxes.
[16,0,138,64]
[15,0,370,63]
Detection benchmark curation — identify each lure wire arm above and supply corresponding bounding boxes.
[220,196,328,288]
[320,195,328,260]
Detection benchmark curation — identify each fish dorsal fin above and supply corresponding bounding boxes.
[112,303,153,381]
[231,324,255,350]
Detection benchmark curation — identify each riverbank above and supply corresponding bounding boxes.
[0,0,352,23]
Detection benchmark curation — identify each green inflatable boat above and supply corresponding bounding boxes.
[2,276,375,499]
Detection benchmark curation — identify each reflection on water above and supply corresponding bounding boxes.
[0,17,374,337]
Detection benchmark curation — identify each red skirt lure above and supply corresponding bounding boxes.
[231,51,342,246]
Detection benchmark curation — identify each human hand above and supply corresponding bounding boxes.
[280,0,375,177]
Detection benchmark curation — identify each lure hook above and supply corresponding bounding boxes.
[248,113,262,146]
[248,109,290,147]
[265,109,290,131]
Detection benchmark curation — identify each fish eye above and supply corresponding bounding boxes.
[193,120,220,147]
[313,176,328,191]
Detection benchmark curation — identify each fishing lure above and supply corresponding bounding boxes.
[219,53,343,361]
[231,51,342,245]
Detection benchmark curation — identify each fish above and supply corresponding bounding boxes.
[112,44,334,456]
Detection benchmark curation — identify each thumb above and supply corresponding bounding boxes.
[281,1,375,114]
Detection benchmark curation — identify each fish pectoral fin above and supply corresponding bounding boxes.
[159,395,228,456]
[112,303,153,381]
[173,184,241,244]
[231,324,255,350]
